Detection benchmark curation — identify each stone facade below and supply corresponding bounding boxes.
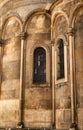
[0,0,83,130]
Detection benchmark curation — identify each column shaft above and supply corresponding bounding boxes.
[68,28,76,124]
[51,40,55,127]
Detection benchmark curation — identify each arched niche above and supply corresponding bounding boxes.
[53,13,68,38]
[2,17,22,40]
[1,17,22,100]
[24,11,51,87]
[25,13,51,34]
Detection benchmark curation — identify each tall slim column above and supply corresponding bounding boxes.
[0,39,4,99]
[67,28,77,129]
[19,32,26,126]
[51,39,55,128]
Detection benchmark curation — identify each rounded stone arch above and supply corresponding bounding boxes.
[2,15,23,39]
[52,11,69,39]
[69,2,83,27]
[54,35,68,83]
[30,42,50,56]
[50,0,63,11]
[29,43,51,86]
[52,11,69,27]
[23,8,51,32]
[54,35,68,49]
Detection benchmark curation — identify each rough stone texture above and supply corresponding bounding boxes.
[75,9,83,130]
[23,11,51,128]
[54,15,68,38]
[1,37,21,100]
[0,100,20,127]
[0,0,82,129]
[24,109,52,128]
[56,109,71,129]
[24,88,52,110]
[77,109,83,130]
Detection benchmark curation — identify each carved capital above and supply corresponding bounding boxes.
[67,28,74,36]
[19,32,28,40]
[44,9,51,15]
[51,39,55,46]
[0,39,4,45]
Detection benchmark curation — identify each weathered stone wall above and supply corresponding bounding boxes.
[0,16,22,126]
[0,36,21,126]
[52,0,83,129]
[75,8,83,130]
[0,0,52,128]
[0,0,83,129]
[24,13,51,127]
[52,1,71,129]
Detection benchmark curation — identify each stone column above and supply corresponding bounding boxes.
[51,39,55,128]
[67,28,77,129]
[0,39,4,98]
[18,32,26,126]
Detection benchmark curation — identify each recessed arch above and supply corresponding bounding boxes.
[52,11,69,28]
[28,42,51,86]
[50,0,63,11]
[54,34,68,84]
[70,2,83,27]
[2,15,23,39]
[54,35,68,48]
[23,9,51,32]
[52,11,69,39]
[30,42,50,56]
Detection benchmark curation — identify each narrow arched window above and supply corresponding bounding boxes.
[57,39,64,79]
[33,47,46,83]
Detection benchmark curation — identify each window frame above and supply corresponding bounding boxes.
[30,44,50,87]
[55,36,68,84]
[57,39,64,79]
[33,47,46,84]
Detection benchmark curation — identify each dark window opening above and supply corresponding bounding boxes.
[33,47,46,83]
[57,39,64,79]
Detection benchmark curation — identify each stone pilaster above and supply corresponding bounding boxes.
[18,32,27,126]
[51,39,56,128]
[67,28,77,130]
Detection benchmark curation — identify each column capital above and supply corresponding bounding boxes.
[44,9,51,15]
[0,39,4,45]
[67,28,74,36]
[51,39,55,46]
[19,32,28,40]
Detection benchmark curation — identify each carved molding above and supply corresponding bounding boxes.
[67,28,74,36]
[51,39,55,46]
[0,39,4,45]
[19,32,28,40]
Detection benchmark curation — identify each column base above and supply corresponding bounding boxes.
[16,121,25,128]
[69,123,78,130]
